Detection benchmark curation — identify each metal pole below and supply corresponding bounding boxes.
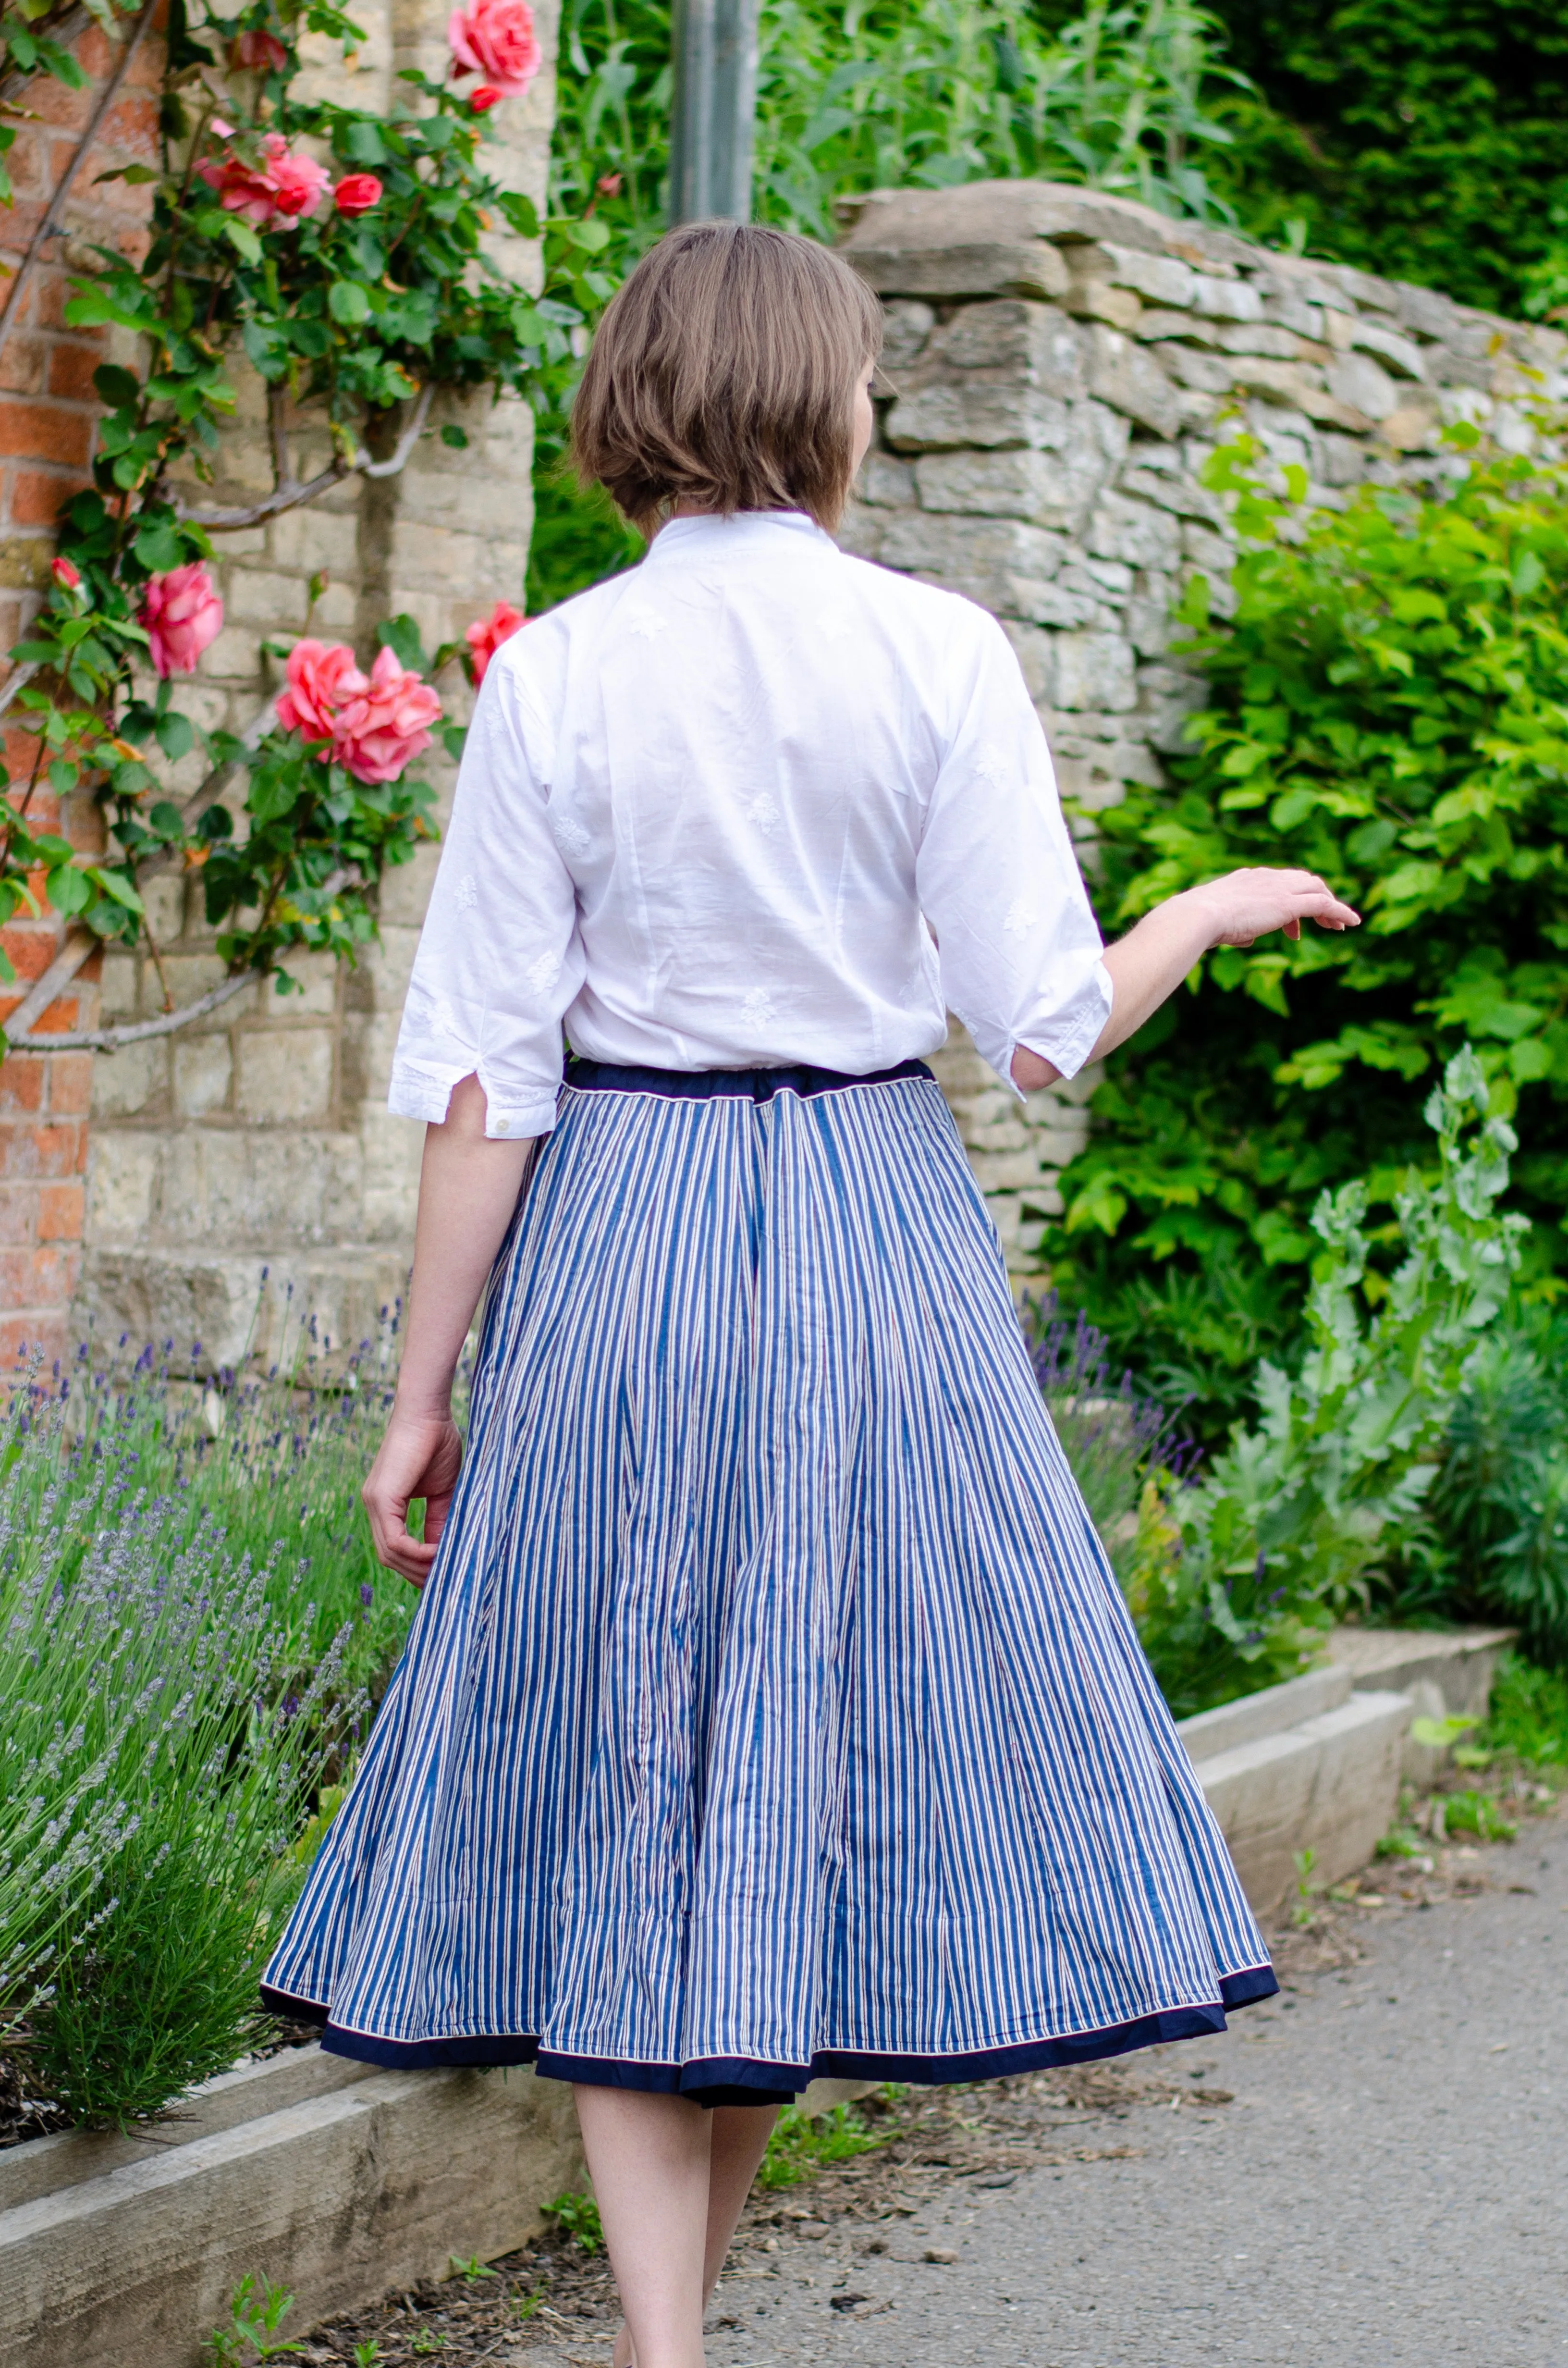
[668,0,760,223]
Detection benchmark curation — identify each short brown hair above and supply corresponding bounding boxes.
[571,222,883,537]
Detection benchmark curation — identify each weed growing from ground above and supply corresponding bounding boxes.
[545,2191,605,2254]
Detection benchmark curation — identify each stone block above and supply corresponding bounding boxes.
[931,298,1088,389]
[877,512,1066,618]
[999,618,1055,703]
[98,952,137,1021]
[849,240,1069,303]
[1064,276,1143,331]
[234,1028,335,1125]
[140,873,186,945]
[1326,351,1398,421]
[1190,273,1262,323]
[1084,492,1182,572]
[172,1035,232,1119]
[140,1126,365,1251]
[884,375,1064,455]
[266,950,339,1021]
[83,1129,158,1246]
[915,445,1078,525]
[1096,241,1195,308]
[839,178,1176,263]
[1085,326,1182,438]
[1137,661,1208,753]
[1181,520,1235,577]
[90,1038,167,1120]
[880,298,934,371]
[858,451,916,507]
[1053,631,1136,713]
[269,503,359,576]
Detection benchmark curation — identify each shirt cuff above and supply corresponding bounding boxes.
[387,1060,561,1138]
[1008,958,1114,1093]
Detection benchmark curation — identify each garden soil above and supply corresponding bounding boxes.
[307,1801,1568,2368]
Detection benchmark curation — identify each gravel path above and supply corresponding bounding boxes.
[698,1812,1568,2368]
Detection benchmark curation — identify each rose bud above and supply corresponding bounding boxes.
[51,555,81,590]
[470,85,502,111]
[334,173,383,215]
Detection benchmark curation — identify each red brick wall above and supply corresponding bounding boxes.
[0,6,161,1365]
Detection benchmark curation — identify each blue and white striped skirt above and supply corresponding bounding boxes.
[262,1059,1275,2104]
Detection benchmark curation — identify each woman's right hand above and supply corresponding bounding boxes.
[363,1404,466,1587]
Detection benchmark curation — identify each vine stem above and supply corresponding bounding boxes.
[0,0,160,376]
[176,383,437,531]
[12,962,263,1050]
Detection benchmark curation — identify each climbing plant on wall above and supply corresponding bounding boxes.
[0,0,608,1056]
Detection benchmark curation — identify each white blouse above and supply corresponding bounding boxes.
[389,509,1112,1139]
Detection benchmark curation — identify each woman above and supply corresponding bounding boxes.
[262,221,1358,2368]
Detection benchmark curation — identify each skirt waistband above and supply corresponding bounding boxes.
[563,1057,934,1103]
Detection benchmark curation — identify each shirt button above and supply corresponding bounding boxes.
[495,1119,509,1135]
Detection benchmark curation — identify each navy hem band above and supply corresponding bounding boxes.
[562,1056,934,1103]
[262,1967,1278,2100]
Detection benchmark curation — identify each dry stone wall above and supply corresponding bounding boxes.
[837,178,1568,1275]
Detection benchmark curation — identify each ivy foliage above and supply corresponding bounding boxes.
[1048,428,1568,1432]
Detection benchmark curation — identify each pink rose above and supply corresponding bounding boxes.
[333,173,383,215]
[464,599,526,686]
[447,0,540,98]
[140,561,223,678]
[331,645,442,784]
[196,132,331,229]
[51,555,81,589]
[276,638,369,744]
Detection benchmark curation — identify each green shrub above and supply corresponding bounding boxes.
[1130,1048,1525,1713]
[1197,0,1568,316]
[1474,1650,1568,1766]
[1053,430,1568,1438]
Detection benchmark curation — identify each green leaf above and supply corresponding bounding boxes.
[92,362,143,410]
[328,279,371,326]
[134,521,184,575]
[46,863,91,914]
[340,119,387,164]
[376,612,428,672]
[497,191,540,238]
[224,217,264,266]
[440,423,469,449]
[154,709,195,762]
[87,866,144,913]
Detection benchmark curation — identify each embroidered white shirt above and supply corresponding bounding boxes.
[389,509,1112,1139]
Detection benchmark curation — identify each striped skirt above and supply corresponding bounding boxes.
[262,1059,1275,2104]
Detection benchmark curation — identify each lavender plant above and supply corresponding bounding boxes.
[1021,1292,1188,1586]
[0,1425,363,2125]
[2,1309,416,1694]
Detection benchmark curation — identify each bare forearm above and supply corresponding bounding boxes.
[1011,869,1360,1092]
[396,1073,533,1418]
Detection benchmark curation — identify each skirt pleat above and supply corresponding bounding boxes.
[261,1070,1275,2101]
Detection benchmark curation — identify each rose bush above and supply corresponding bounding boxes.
[0,0,600,1038]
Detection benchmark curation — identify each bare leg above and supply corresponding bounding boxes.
[596,2094,781,2368]
[576,2087,710,2368]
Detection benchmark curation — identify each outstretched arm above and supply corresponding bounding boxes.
[362,1072,534,1585]
[1011,868,1360,1092]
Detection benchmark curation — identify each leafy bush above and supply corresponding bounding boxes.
[1473,1650,1568,1768]
[1196,0,1568,316]
[1130,1048,1526,1714]
[1053,430,1568,1436]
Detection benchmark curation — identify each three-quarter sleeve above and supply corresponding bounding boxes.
[915,614,1112,1090]
[388,648,583,1140]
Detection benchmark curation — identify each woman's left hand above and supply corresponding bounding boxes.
[1186,867,1361,947]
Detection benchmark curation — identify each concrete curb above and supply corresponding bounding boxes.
[1176,1624,1512,1912]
